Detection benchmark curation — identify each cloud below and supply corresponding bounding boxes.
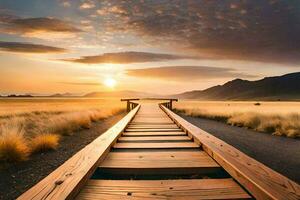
[0,15,82,39]
[79,1,95,9]
[2,1,299,64]
[126,66,256,81]
[58,0,71,7]
[62,51,195,64]
[0,41,67,53]
[59,81,101,86]
[94,0,300,64]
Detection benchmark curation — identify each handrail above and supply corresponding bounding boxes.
[121,98,178,111]
[120,98,140,101]
[160,104,300,200]
[120,98,178,101]
[142,98,178,101]
[17,105,140,200]
[121,99,139,112]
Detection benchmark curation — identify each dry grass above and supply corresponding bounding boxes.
[0,98,125,162]
[175,101,300,138]
[30,134,60,153]
[0,125,29,162]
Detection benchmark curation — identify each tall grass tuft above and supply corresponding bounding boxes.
[46,108,122,135]
[30,133,60,153]
[0,125,29,162]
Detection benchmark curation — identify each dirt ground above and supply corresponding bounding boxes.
[183,115,300,184]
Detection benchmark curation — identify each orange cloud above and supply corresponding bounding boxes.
[59,81,101,86]
[0,41,67,53]
[79,1,95,9]
[0,15,82,39]
[126,66,256,81]
[62,51,196,64]
[93,0,300,64]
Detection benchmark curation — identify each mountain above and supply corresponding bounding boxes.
[84,90,157,98]
[173,72,300,100]
[49,92,78,97]
[6,94,33,98]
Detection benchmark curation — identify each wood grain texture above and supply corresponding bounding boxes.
[118,136,191,142]
[113,142,199,149]
[161,105,300,200]
[100,151,220,168]
[17,106,141,200]
[125,128,182,132]
[75,179,251,200]
[129,122,175,125]
[127,125,179,129]
[122,131,187,136]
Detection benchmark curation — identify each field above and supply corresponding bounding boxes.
[0,98,124,162]
[174,101,300,138]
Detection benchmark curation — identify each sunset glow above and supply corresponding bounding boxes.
[104,78,116,88]
[0,0,299,95]
[1,2,300,199]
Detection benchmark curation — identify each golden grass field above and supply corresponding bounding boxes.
[174,101,300,138]
[0,98,124,162]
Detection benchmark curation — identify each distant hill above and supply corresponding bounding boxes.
[49,92,78,97]
[173,72,300,100]
[6,94,33,98]
[84,90,157,98]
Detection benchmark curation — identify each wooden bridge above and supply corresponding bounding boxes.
[18,99,300,200]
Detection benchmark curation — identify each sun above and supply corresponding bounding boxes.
[104,77,117,88]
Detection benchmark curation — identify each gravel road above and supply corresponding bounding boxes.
[183,115,300,184]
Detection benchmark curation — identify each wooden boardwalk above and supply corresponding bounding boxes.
[18,100,300,200]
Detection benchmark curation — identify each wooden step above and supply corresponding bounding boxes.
[129,122,175,125]
[118,136,191,142]
[131,120,174,123]
[113,142,199,149]
[125,128,182,132]
[75,179,251,200]
[126,126,179,129]
[127,125,179,128]
[99,151,220,175]
[123,132,187,136]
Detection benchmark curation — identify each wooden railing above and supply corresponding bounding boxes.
[121,98,178,111]
[121,98,139,112]
[159,98,178,110]
[17,105,140,200]
[160,104,300,200]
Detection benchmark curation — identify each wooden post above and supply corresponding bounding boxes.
[121,99,140,112]
[126,101,130,112]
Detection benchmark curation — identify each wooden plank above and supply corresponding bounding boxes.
[123,132,187,136]
[161,105,300,200]
[129,122,175,125]
[128,123,176,125]
[131,120,172,123]
[125,128,182,132]
[134,113,170,121]
[126,126,179,129]
[17,105,141,200]
[118,136,191,142]
[75,179,251,200]
[101,151,219,168]
[127,124,178,129]
[113,142,199,149]
[128,124,175,127]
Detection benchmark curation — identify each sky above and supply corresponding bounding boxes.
[0,0,299,95]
